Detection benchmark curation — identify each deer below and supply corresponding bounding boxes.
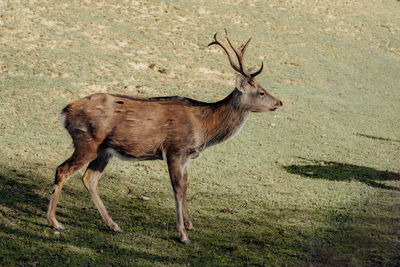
[47,30,283,244]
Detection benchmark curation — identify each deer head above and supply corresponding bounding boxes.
[208,29,282,112]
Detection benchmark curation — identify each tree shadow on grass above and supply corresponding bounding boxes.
[0,167,186,266]
[0,165,312,265]
[1,163,399,266]
[0,169,50,227]
[283,160,400,191]
[0,166,314,266]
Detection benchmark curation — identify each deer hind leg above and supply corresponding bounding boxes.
[47,142,98,230]
[82,152,122,232]
[182,169,194,230]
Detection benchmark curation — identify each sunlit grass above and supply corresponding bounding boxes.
[0,0,399,265]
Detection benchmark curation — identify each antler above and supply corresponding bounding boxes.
[208,29,263,79]
[208,32,243,75]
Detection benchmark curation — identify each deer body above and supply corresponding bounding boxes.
[62,90,249,158]
[47,31,282,244]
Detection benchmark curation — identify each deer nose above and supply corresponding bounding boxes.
[276,100,283,107]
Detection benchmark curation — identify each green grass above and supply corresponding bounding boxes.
[1,0,400,265]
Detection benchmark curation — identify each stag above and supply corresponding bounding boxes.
[47,30,282,244]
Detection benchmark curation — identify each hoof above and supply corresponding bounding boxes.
[48,218,65,231]
[111,224,123,233]
[56,225,65,231]
[180,238,192,245]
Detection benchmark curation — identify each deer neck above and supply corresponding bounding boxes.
[202,89,249,148]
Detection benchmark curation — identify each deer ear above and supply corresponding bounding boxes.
[235,75,248,92]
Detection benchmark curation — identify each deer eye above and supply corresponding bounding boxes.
[259,91,265,97]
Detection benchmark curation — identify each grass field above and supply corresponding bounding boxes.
[1,0,400,265]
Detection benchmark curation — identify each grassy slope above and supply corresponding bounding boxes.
[0,0,399,265]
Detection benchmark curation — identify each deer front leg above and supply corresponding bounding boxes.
[167,155,191,244]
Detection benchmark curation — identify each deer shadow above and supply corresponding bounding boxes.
[283,160,400,191]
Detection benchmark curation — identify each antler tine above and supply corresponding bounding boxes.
[241,38,251,55]
[224,29,251,78]
[250,61,263,78]
[208,33,242,74]
[209,30,263,79]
